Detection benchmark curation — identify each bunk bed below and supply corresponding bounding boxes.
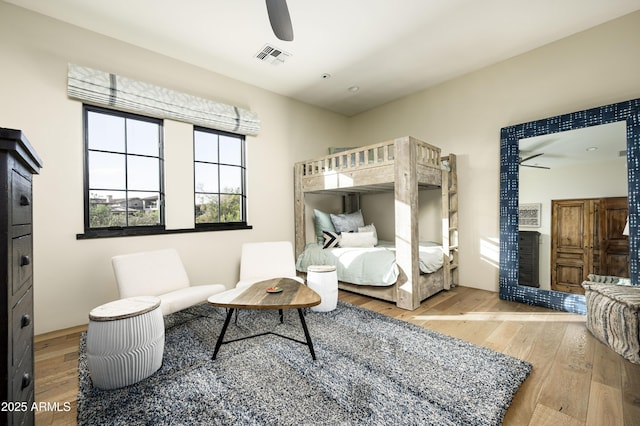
[294,136,458,310]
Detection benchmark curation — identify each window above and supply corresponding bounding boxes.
[194,127,247,228]
[83,106,164,236]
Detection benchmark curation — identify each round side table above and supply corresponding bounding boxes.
[87,296,164,390]
[306,265,338,312]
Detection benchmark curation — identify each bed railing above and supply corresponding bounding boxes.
[301,137,441,177]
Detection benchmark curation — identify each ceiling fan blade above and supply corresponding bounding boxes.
[519,152,544,164]
[266,0,294,41]
[522,164,550,170]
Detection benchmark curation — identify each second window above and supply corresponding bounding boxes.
[194,127,246,226]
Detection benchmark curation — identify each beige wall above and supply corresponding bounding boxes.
[347,11,640,293]
[2,2,640,334]
[0,3,348,334]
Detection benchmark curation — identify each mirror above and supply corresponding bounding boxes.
[499,98,640,314]
[519,121,628,292]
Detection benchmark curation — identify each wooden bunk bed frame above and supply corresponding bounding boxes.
[294,136,458,310]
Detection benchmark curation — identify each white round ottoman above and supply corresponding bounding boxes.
[306,265,338,312]
[87,296,164,390]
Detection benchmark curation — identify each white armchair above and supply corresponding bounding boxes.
[112,248,226,316]
[236,241,304,290]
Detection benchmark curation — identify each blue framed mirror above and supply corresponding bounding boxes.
[499,98,640,314]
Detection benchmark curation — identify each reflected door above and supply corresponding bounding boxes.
[551,196,629,294]
[599,196,629,277]
[551,199,594,294]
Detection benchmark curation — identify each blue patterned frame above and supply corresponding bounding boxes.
[499,98,640,314]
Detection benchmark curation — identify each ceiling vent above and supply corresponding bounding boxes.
[255,44,291,65]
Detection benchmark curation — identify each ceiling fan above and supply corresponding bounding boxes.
[519,152,550,169]
[266,0,294,41]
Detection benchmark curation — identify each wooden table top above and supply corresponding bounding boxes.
[208,278,321,310]
[89,296,161,321]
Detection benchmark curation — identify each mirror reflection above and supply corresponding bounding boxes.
[518,121,628,294]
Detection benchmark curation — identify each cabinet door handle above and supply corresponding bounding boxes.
[21,314,31,328]
[20,194,31,206]
[20,255,30,266]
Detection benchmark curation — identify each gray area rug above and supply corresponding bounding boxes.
[77,301,531,425]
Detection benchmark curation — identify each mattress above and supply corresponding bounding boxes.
[295,240,444,286]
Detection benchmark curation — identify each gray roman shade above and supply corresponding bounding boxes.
[67,64,260,136]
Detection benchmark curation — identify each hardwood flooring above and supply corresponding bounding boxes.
[34,286,640,425]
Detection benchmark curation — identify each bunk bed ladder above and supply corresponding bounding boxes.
[442,154,459,289]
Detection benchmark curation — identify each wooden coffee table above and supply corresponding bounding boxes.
[207,278,321,360]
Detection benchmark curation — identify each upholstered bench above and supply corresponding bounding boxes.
[582,274,640,365]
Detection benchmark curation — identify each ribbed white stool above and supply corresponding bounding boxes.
[87,296,164,390]
[306,265,338,312]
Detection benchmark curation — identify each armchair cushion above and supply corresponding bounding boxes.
[112,248,226,316]
[112,249,190,298]
[236,241,303,290]
[159,284,226,316]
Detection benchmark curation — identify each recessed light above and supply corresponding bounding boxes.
[586,146,598,152]
[348,85,360,92]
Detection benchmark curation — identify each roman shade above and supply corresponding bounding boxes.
[67,64,260,136]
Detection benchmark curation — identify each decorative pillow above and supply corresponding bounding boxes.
[586,273,633,287]
[322,231,341,249]
[340,231,376,248]
[587,274,632,285]
[314,209,336,244]
[330,210,365,233]
[358,223,378,245]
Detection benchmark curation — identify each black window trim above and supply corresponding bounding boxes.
[77,222,252,240]
[77,105,252,240]
[193,126,249,229]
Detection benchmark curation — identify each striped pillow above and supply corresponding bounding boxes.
[322,231,341,249]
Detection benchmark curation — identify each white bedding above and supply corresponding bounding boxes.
[295,240,445,286]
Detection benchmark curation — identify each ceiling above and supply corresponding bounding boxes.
[5,0,640,116]
[519,121,627,169]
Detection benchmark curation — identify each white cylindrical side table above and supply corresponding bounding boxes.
[306,265,338,312]
[87,296,164,390]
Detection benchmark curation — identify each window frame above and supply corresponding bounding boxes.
[193,126,249,231]
[79,105,166,239]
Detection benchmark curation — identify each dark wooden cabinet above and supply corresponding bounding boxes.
[519,231,540,288]
[1,128,42,426]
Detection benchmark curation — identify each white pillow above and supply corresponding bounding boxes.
[340,231,376,248]
[330,210,365,233]
[358,223,378,245]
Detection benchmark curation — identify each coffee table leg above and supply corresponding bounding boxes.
[212,308,234,360]
[297,308,316,360]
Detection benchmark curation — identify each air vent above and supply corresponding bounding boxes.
[255,44,291,65]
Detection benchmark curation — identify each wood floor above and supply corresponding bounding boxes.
[34,286,640,425]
